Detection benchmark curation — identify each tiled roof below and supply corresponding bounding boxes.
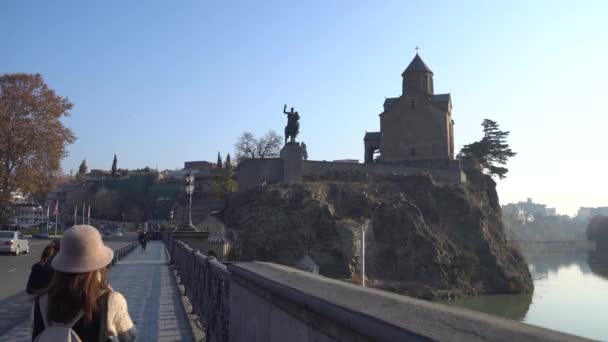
[383,97,399,110]
[364,132,380,141]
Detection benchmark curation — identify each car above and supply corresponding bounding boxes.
[0,231,30,255]
[36,232,50,239]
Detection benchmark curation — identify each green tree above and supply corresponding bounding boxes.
[212,154,236,199]
[225,153,233,172]
[75,159,88,182]
[459,119,516,179]
[111,154,118,177]
[0,73,76,221]
[216,152,222,169]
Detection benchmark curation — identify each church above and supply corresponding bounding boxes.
[364,53,454,163]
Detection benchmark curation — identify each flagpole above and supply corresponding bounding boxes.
[54,201,58,237]
[74,205,77,227]
[82,203,85,225]
[46,204,50,233]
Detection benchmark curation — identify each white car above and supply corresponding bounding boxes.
[0,231,30,255]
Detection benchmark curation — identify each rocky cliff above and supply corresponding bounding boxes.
[223,172,532,299]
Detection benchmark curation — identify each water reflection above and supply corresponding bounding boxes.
[448,252,608,341]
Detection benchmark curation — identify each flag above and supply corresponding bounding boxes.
[54,200,59,218]
[87,204,91,221]
[74,205,78,225]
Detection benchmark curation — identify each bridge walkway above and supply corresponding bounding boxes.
[0,241,194,342]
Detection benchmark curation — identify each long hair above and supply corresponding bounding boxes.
[45,268,111,323]
[39,245,55,265]
[39,239,61,265]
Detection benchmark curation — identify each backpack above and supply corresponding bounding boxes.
[33,295,83,342]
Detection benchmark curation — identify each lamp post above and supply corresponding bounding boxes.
[184,172,196,230]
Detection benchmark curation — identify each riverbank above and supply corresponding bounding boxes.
[447,252,608,341]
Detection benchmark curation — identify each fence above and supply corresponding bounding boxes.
[164,233,231,342]
[110,241,138,266]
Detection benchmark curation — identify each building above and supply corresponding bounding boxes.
[11,203,46,228]
[577,206,608,221]
[502,198,558,222]
[364,53,454,163]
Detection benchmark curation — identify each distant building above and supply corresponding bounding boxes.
[502,198,557,222]
[11,203,46,228]
[577,206,608,221]
[45,183,88,218]
[364,53,454,163]
[185,161,216,170]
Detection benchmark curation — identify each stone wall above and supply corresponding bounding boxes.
[302,160,463,184]
[237,157,464,192]
[236,158,283,191]
[380,95,452,161]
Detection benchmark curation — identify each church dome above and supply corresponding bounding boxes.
[402,53,433,76]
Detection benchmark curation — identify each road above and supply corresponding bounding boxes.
[0,234,136,300]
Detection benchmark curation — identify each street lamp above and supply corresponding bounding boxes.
[184,172,196,230]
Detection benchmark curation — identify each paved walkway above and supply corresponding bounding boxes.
[0,241,193,341]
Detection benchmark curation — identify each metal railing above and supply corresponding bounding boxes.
[164,233,231,342]
[110,241,139,266]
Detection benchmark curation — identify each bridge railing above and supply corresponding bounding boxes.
[164,233,230,342]
[163,234,591,342]
[507,240,596,253]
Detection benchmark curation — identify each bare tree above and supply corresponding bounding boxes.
[235,132,257,162]
[234,130,283,163]
[256,130,282,159]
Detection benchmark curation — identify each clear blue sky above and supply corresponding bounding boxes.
[2,1,607,215]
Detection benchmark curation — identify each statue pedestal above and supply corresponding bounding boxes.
[280,142,303,183]
[171,228,210,254]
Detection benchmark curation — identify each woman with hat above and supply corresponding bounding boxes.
[31,225,137,341]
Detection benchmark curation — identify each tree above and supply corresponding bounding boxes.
[111,154,118,177]
[587,216,608,252]
[225,153,232,171]
[216,152,222,169]
[0,73,76,220]
[256,130,282,159]
[459,119,516,179]
[212,161,236,199]
[75,159,88,182]
[234,130,282,163]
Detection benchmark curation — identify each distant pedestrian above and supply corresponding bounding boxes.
[26,239,60,295]
[138,231,147,251]
[31,225,137,342]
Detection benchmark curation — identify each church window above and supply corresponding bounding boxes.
[410,147,417,156]
[411,100,415,110]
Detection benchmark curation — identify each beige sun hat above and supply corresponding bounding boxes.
[51,225,114,273]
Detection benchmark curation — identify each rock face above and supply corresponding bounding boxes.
[223,172,532,299]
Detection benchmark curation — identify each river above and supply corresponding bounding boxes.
[448,252,608,341]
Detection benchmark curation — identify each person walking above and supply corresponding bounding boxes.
[138,231,147,252]
[31,225,137,342]
[26,239,60,294]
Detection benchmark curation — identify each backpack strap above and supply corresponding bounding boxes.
[39,294,84,328]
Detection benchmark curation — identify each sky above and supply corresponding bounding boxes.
[1,1,607,216]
